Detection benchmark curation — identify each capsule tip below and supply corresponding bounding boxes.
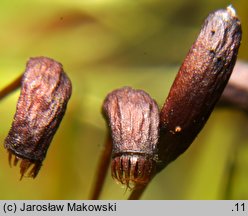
[111,154,155,189]
[227,5,237,18]
[7,150,41,180]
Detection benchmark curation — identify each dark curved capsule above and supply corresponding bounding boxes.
[102,87,159,188]
[158,6,242,169]
[4,57,72,179]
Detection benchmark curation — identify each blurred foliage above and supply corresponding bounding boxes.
[0,0,247,199]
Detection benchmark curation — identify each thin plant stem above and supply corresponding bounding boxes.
[128,184,148,200]
[0,74,22,100]
[90,133,112,200]
[219,61,248,113]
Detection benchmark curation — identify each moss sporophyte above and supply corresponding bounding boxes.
[0,6,243,200]
[91,6,242,200]
[4,57,72,179]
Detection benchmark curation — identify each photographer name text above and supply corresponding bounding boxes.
[3,202,117,213]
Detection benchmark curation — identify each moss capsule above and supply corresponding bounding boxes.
[103,87,159,188]
[158,6,242,168]
[4,57,72,179]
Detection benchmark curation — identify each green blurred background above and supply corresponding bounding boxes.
[0,0,247,199]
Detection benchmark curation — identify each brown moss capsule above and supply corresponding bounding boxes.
[4,57,72,179]
[102,87,159,188]
[158,6,242,169]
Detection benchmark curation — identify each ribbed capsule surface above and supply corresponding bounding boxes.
[103,87,159,188]
[4,57,72,179]
[158,6,242,168]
